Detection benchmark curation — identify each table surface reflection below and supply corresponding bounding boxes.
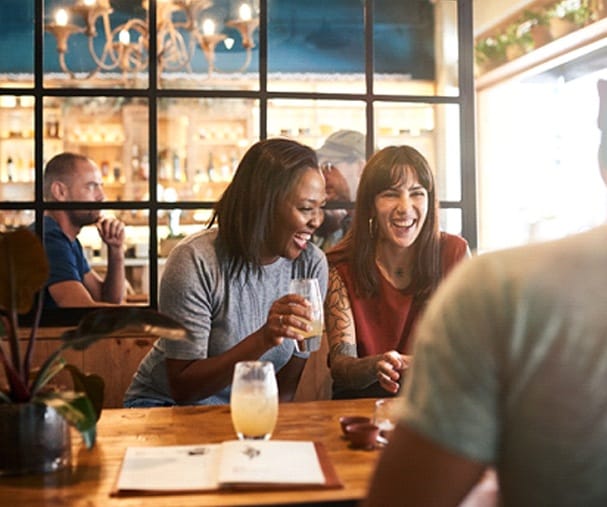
[0,399,384,506]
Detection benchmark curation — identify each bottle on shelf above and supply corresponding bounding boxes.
[6,156,15,182]
[207,152,215,182]
[131,143,141,179]
[158,149,170,182]
[172,151,182,182]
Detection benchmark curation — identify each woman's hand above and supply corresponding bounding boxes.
[262,294,312,348]
[376,351,412,394]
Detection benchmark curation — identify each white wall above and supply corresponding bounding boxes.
[473,0,537,35]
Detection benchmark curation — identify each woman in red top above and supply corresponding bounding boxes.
[325,145,470,399]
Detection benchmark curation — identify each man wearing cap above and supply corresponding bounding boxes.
[314,129,366,251]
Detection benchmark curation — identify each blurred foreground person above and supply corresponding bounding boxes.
[365,225,607,507]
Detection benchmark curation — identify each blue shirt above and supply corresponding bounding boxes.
[37,215,91,310]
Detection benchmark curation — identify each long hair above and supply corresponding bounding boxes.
[327,145,441,299]
[210,138,318,276]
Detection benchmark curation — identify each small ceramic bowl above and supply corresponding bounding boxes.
[345,422,379,450]
[339,415,371,436]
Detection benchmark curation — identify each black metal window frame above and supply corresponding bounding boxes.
[4,0,476,326]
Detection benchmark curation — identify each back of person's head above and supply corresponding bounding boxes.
[213,138,319,269]
[329,145,440,297]
[316,130,366,164]
[43,152,90,201]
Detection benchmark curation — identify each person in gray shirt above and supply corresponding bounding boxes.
[125,138,328,406]
[365,224,607,507]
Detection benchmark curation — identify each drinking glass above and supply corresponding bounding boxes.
[230,361,278,440]
[373,398,397,443]
[288,278,324,353]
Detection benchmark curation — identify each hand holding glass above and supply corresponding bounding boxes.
[288,278,324,353]
[230,361,278,440]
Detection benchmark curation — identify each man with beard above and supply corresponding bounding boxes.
[313,130,366,251]
[39,152,125,308]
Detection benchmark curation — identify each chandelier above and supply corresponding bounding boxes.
[45,0,260,80]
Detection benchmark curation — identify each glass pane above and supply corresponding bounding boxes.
[0,96,35,200]
[375,102,461,201]
[158,207,213,288]
[0,209,34,231]
[0,1,34,86]
[267,0,365,93]
[439,207,463,236]
[44,96,149,202]
[267,98,365,151]
[44,0,149,88]
[374,0,459,97]
[160,1,260,90]
[40,208,151,306]
[157,97,258,201]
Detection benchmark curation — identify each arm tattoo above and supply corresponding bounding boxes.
[325,267,378,390]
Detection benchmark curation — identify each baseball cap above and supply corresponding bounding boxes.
[317,130,366,162]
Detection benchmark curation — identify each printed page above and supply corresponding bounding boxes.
[116,444,222,492]
[217,440,326,486]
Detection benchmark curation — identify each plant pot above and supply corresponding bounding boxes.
[548,17,577,39]
[506,44,525,61]
[594,0,607,19]
[0,403,71,477]
[529,25,552,48]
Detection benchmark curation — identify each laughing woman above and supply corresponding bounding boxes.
[125,138,328,406]
[325,145,470,399]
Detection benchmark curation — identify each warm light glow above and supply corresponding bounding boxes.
[202,19,215,36]
[83,0,96,6]
[224,37,235,50]
[119,29,130,45]
[55,9,68,26]
[239,3,252,21]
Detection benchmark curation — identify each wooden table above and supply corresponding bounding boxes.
[0,399,383,506]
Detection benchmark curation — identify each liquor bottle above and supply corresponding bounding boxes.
[172,151,182,182]
[131,144,141,179]
[206,152,215,182]
[6,157,15,182]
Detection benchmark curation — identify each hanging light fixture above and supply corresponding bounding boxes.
[45,0,259,81]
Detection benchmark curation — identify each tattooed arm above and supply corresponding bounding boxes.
[325,266,381,391]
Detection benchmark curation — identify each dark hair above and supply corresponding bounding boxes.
[43,152,90,200]
[327,145,440,299]
[210,138,318,275]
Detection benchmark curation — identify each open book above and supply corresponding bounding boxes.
[111,440,342,495]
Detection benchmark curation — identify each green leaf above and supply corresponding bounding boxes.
[64,364,105,421]
[60,307,190,351]
[38,391,97,449]
[0,229,49,314]
[30,353,67,398]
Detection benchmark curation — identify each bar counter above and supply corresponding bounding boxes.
[0,399,383,506]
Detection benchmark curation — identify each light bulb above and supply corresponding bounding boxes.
[239,3,252,21]
[55,9,68,26]
[202,18,215,36]
[119,29,130,45]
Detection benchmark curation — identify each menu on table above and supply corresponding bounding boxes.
[111,440,342,496]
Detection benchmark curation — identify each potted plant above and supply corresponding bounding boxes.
[503,22,534,61]
[548,0,593,38]
[521,9,553,48]
[474,35,508,73]
[0,228,189,476]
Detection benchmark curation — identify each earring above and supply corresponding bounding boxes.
[368,217,375,238]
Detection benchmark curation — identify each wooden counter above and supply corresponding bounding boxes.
[0,399,383,506]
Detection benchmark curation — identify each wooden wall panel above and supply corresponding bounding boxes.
[82,337,154,408]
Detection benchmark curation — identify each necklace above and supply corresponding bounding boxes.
[376,259,407,279]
